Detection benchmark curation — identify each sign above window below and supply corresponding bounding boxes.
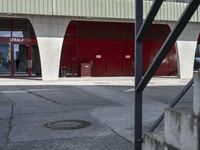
[10,38,31,43]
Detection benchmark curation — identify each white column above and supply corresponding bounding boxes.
[168,22,199,78]
[29,16,70,80]
[36,37,64,80]
[176,41,197,78]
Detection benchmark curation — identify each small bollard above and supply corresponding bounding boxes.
[193,71,200,117]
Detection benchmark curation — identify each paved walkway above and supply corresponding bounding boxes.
[0,77,192,150]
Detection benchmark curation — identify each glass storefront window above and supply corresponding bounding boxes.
[14,44,28,73]
[12,31,24,37]
[0,31,11,37]
[0,44,11,73]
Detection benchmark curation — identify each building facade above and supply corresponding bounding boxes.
[0,0,199,80]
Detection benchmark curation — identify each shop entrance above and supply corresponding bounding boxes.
[0,18,41,78]
[0,43,10,75]
[13,44,29,76]
[0,43,33,77]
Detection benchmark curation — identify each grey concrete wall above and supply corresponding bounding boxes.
[144,132,165,150]
[164,109,197,150]
[168,22,199,78]
[29,16,70,80]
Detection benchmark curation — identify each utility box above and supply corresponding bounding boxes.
[81,63,91,77]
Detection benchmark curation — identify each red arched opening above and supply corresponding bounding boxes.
[60,21,177,77]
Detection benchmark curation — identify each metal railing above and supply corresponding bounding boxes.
[148,78,193,132]
[134,0,200,150]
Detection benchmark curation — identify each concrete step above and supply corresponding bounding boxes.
[144,108,200,150]
[144,72,200,150]
[164,108,199,150]
[144,131,165,150]
[143,131,182,150]
[144,107,199,150]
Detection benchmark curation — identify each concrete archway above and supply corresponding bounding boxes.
[59,21,178,77]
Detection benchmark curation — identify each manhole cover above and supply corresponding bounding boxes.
[44,120,91,130]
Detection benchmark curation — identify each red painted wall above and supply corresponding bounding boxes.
[60,21,178,77]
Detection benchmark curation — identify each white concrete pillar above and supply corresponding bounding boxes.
[176,41,197,78]
[29,16,70,80]
[168,22,199,78]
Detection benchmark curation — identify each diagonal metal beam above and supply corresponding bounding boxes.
[148,78,193,132]
[136,0,164,41]
[136,0,200,92]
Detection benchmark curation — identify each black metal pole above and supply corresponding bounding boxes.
[134,0,143,149]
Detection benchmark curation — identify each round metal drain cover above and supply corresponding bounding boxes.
[44,120,91,130]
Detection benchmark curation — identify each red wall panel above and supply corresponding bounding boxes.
[106,44,122,76]
[60,21,178,77]
[120,44,134,76]
[91,45,107,76]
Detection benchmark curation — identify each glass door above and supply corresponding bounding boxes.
[0,43,11,75]
[13,44,28,75]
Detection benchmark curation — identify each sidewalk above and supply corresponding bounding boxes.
[0,76,190,86]
[0,77,192,149]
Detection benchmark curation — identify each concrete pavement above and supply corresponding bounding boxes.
[0,77,192,149]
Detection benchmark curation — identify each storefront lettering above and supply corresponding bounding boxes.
[9,38,31,43]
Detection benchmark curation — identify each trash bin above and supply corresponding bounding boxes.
[61,66,67,77]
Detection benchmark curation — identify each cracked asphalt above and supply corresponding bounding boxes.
[0,77,192,150]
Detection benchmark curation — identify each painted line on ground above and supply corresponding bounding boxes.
[0,89,52,94]
[124,88,135,92]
